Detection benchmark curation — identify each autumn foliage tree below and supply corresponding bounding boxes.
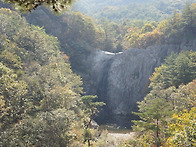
[0,8,97,146]
[167,107,196,146]
[125,2,196,49]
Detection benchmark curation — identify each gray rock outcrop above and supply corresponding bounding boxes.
[88,40,196,115]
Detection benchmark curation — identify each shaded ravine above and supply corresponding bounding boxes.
[97,58,114,103]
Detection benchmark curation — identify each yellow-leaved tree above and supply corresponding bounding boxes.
[167,107,196,146]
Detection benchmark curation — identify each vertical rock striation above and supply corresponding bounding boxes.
[88,41,196,115]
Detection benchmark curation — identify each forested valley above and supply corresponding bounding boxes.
[0,0,196,146]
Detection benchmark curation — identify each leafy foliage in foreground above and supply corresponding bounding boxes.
[0,8,106,146]
[2,0,74,12]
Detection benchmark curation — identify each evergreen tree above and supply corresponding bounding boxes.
[81,95,105,146]
[132,86,173,146]
[150,51,196,89]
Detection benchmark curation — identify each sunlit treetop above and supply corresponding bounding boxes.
[2,0,74,13]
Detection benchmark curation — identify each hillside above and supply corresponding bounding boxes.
[0,0,196,146]
[73,0,195,22]
[0,8,94,146]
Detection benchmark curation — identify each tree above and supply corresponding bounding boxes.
[132,50,196,146]
[0,8,86,146]
[150,51,196,89]
[132,86,173,147]
[2,0,74,12]
[132,79,196,147]
[140,23,155,34]
[167,107,196,147]
[0,109,78,146]
[170,80,196,112]
[81,95,105,128]
[0,63,28,129]
[81,95,105,146]
[182,2,193,31]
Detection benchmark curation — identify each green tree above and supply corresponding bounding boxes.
[0,8,85,146]
[0,109,78,146]
[170,80,196,112]
[150,51,196,89]
[63,12,104,47]
[182,2,193,31]
[81,95,105,146]
[140,23,155,34]
[2,0,74,12]
[132,80,196,147]
[132,86,173,147]
[132,51,196,147]
[0,63,28,129]
[0,8,27,38]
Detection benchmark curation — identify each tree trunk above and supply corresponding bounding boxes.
[156,118,160,147]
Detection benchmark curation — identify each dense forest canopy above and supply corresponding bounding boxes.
[0,0,196,146]
[124,2,196,49]
[0,8,105,146]
[74,0,196,22]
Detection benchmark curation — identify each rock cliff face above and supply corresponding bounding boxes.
[88,40,196,115]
